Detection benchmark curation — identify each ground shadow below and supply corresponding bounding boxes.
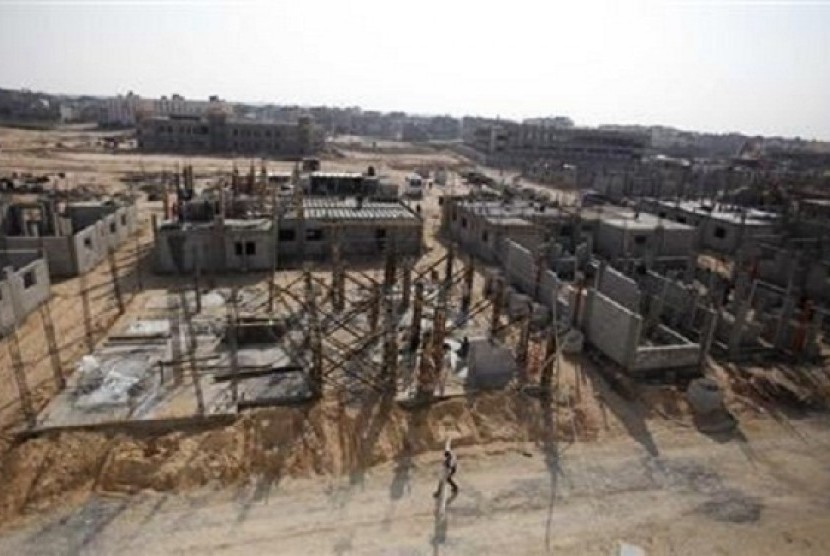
[582,354,659,457]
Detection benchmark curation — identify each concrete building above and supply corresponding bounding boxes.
[594,213,695,261]
[468,122,649,167]
[0,250,51,334]
[0,199,138,277]
[642,199,779,254]
[137,112,323,157]
[154,197,423,273]
[441,198,554,263]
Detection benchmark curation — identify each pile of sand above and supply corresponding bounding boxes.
[0,392,580,523]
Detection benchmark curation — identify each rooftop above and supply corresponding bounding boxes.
[651,199,778,226]
[600,213,694,232]
[286,198,419,222]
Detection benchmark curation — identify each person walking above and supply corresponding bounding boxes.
[434,449,459,497]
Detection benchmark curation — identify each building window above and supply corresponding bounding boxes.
[634,235,647,245]
[677,216,687,224]
[235,242,243,256]
[658,212,666,219]
[482,230,489,242]
[306,229,323,241]
[375,228,387,240]
[245,241,256,255]
[121,214,127,226]
[714,226,727,239]
[110,222,117,234]
[461,218,467,229]
[84,237,93,249]
[23,270,36,288]
[278,229,296,241]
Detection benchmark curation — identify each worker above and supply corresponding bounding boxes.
[458,336,470,359]
[434,448,459,497]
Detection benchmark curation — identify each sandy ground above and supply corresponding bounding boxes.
[1,125,829,553]
[2,415,830,555]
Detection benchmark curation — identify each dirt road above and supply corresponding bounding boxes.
[2,415,829,555]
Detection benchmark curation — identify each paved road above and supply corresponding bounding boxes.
[2,416,830,555]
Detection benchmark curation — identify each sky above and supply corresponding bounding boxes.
[1,0,829,139]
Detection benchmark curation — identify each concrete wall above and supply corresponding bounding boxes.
[583,288,641,368]
[597,265,641,312]
[596,221,694,260]
[503,239,536,294]
[223,230,273,271]
[632,344,699,372]
[0,257,51,334]
[2,204,137,278]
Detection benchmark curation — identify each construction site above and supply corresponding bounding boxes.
[0,123,830,555]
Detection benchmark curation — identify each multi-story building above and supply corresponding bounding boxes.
[137,112,324,157]
[98,93,230,128]
[469,122,649,167]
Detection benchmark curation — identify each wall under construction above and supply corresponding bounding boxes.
[0,250,50,334]
[0,201,138,277]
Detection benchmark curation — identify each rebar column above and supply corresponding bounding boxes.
[39,302,65,390]
[489,277,505,339]
[400,260,412,314]
[460,259,474,317]
[410,280,424,352]
[382,294,398,388]
[540,324,558,393]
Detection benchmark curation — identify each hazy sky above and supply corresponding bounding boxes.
[1,1,829,139]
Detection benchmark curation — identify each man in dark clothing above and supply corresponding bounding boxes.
[434,449,459,497]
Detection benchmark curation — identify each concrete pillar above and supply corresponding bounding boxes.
[400,261,412,314]
[728,298,750,358]
[540,323,557,392]
[489,277,504,339]
[444,246,454,284]
[460,260,474,318]
[623,313,642,371]
[775,295,796,350]
[699,308,718,371]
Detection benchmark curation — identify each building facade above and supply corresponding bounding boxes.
[137,113,323,157]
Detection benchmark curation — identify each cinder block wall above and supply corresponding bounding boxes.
[0,257,51,334]
[597,265,641,312]
[584,288,641,367]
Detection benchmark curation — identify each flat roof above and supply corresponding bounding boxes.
[600,213,694,232]
[651,199,778,226]
[309,172,364,179]
[286,198,418,222]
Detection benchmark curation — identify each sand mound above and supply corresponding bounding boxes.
[0,392,581,522]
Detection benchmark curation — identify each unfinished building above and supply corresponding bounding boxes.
[0,249,50,334]
[0,198,139,277]
[154,197,423,273]
[642,199,779,254]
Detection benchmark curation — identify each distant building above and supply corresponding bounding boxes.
[468,122,649,168]
[137,113,324,157]
[98,93,230,128]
